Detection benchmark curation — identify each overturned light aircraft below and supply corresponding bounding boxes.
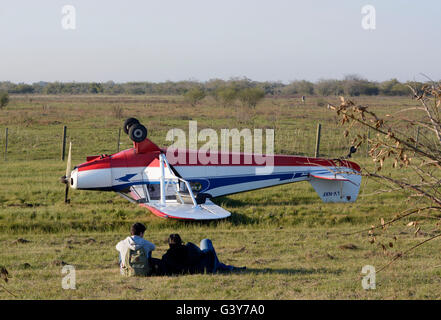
[61,118,361,220]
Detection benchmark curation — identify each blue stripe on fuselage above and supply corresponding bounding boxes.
[111,171,311,193]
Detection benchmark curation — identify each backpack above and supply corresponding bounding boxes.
[122,245,152,277]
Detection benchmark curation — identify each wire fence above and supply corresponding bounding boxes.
[0,123,422,162]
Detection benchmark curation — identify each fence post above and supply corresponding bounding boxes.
[117,128,121,152]
[314,123,321,158]
[414,126,419,155]
[4,127,8,161]
[61,126,67,161]
[415,126,420,148]
[366,128,370,157]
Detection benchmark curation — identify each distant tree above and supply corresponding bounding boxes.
[237,87,265,108]
[31,82,46,94]
[43,82,63,94]
[363,82,380,95]
[60,82,81,94]
[184,87,206,106]
[342,74,379,96]
[282,80,314,95]
[10,84,34,94]
[124,82,148,95]
[342,74,366,96]
[0,78,426,97]
[205,78,227,97]
[88,82,103,94]
[315,79,345,96]
[390,83,410,96]
[101,81,126,95]
[0,92,9,109]
[128,87,145,95]
[380,79,410,96]
[228,76,255,90]
[0,81,15,93]
[379,79,399,95]
[257,81,285,95]
[216,86,238,107]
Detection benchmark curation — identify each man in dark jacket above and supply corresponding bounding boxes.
[161,234,206,274]
[161,234,245,275]
[161,234,190,274]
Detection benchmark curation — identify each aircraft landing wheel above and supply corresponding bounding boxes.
[123,118,140,135]
[129,124,148,142]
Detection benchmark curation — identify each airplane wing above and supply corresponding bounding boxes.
[140,199,231,220]
[116,156,232,220]
[120,185,231,220]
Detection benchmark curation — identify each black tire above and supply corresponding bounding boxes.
[196,193,210,204]
[129,124,148,142]
[123,118,140,135]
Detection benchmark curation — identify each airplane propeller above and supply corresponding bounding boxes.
[61,142,72,204]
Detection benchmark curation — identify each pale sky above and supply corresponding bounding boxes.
[0,0,440,83]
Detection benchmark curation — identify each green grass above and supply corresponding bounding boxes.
[0,95,439,299]
[1,227,440,299]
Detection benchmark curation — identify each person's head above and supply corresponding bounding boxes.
[130,222,146,237]
[168,233,183,249]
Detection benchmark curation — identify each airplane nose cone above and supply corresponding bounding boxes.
[70,168,78,189]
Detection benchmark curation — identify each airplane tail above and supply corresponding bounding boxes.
[308,168,361,203]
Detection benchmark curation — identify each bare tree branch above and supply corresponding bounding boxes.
[376,233,441,273]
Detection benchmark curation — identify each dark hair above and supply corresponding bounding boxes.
[130,223,146,236]
[168,234,183,248]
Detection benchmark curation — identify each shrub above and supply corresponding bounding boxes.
[315,79,344,96]
[342,74,379,96]
[281,80,314,95]
[237,87,265,108]
[88,83,103,94]
[184,87,206,106]
[380,79,410,96]
[0,92,9,109]
[216,87,238,107]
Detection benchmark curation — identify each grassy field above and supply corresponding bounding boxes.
[0,95,440,299]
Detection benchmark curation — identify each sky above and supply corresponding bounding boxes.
[0,0,440,83]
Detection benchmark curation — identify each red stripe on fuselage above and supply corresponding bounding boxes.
[77,148,161,171]
[77,147,360,172]
[163,149,360,171]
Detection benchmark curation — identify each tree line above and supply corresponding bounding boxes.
[0,75,429,98]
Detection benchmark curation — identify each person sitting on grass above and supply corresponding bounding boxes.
[116,222,156,276]
[161,233,246,275]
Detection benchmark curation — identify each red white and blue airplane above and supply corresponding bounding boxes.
[62,118,361,220]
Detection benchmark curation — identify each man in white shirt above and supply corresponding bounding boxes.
[116,222,156,274]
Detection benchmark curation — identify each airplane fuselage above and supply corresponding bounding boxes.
[71,144,361,199]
